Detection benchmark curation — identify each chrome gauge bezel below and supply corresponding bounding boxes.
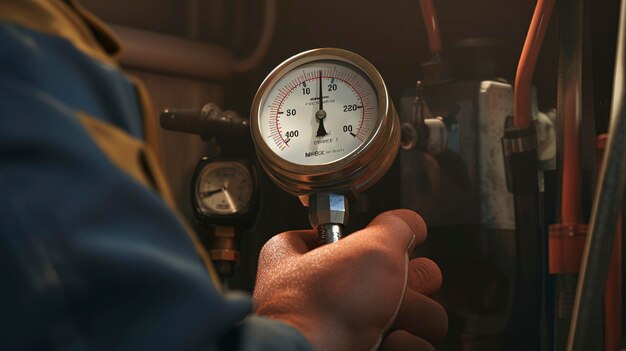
[250,48,400,196]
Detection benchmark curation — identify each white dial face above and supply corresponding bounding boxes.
[258,61,379,166]
[196,162,253,215]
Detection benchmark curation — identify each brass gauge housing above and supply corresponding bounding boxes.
[250,48,400,198]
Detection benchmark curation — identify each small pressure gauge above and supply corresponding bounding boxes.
[191,158,258,227]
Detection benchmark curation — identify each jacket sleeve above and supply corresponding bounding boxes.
[0,13,312,351]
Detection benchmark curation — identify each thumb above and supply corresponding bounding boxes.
[340,209,427,254]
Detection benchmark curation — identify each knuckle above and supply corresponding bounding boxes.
[259,232,289,256]
[357,241,403,273]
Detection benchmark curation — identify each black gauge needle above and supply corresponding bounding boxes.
[200,187,224,197]
[316,70,328,137]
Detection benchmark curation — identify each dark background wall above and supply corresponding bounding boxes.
[224,0,559,117]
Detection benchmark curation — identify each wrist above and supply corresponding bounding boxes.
[256,307,353,351]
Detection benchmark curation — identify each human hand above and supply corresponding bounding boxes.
[253,209,447,351]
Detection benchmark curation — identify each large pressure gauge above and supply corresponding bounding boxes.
[250,48,400,243]
[251,48,399,195]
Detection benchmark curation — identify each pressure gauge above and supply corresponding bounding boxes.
[250,48,400,243]
[191,158,258,227]
[251,48,399,195]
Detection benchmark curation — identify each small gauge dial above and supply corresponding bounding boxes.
[195,161,253,215]
[258,61,379,166]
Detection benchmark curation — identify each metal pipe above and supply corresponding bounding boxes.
[558,0,583,225]
[506,191,544,350]
[160,103,249,138]
[317,224,343,245]
[568,0,626,348]
[502,124,544,350]
[418,0,442,56]
[550,1,589,348]
[514,0,556,129]
[308,192,349,245]
[110,24,233,81]
[231,0,276,73]
[111,0,276,78]
[596,134,623,351]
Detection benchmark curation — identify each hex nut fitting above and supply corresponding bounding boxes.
[308,192,349,227]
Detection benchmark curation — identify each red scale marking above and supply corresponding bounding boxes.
[272,69,369,148]
[357,128,370,136]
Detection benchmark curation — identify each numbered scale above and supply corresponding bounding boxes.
[250,48,400,243]
[191,158,259,278]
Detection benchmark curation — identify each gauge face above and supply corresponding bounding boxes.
[258,61,379,166]
[251,48,400,196]
[195,162,253,216]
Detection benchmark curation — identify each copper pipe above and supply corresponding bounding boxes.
[514,0,556,128]
[418,0,442,55]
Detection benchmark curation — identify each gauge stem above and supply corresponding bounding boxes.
[318,224,343,244]
[308,192,349,244]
